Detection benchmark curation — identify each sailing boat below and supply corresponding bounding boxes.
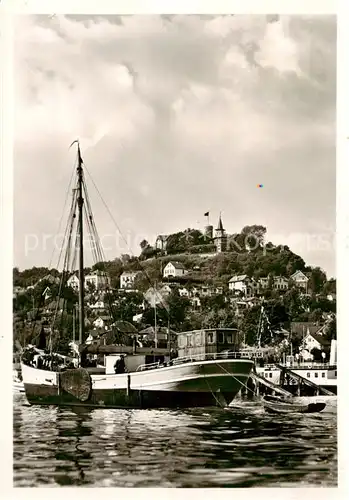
[20,143,254,409]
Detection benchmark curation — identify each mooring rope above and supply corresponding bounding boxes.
[215,361,259,398]
[203,372,226,409]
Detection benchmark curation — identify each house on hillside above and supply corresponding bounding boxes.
[273,276,289,291]
[93,315,111,329]
[179,287,190,297]
[155,235,169,253]
[120,271,140,290]
[258,276,270,290]
[228,275,256,297]
[290,270,309,292]
[144,287,169,308]
[190,296,201,308]
[85,270,111,290]
[67,274,80,291]
[161,284,172,294]
[163,261,188,278]
[256,275,289,293]
[301,331,331,353]
[85,330,101,346]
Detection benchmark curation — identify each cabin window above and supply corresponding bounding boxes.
[307,373,310,378]
[315,372,318,378]
[208,333,213,343]
[269,373,273,378]
[335,371,337,377]
[218,333,224,343]
[226,334,232,343]
[322,372,325,378]
[195,333,201,346]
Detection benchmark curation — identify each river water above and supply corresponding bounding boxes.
[13,394,337,487]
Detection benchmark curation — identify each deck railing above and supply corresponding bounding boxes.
[135,351,252,372]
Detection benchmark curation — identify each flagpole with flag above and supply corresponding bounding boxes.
[204,211,210,225]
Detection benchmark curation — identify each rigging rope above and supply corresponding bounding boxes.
[82,163,171,315]
[48,156,78,269]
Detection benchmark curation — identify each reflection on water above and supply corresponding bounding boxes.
[13,394,337,487]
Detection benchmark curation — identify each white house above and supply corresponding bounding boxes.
[163,261,187,278]
[85,331,100,345]
[301,330,330,353]
[190,296,201,308]
[291,270,309,292]
[120,271,140,289]
[178,287,190,297]
[273,276,289,291]
[161,284,172,294]
[93,316,110,329]
[228,275,254,296]
[67,274,80,291]
[144,287,168,308]
[85,270,111,290]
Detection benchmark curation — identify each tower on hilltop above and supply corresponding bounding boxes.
[214,214,227,253]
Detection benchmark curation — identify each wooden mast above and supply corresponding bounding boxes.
[77,142,85,345]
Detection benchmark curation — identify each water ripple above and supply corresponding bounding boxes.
[13,394,337,487]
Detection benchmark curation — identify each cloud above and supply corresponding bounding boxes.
[14,14,336,277]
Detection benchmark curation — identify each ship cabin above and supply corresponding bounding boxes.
[177,328,242,359]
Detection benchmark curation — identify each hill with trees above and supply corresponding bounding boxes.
[13,224,336,352]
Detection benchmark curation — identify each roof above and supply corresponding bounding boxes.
[216,215,224,231]
[139,326,177,336]
[291,270,309,281]
[229,274,248,283]
[111,320,138,334]
[120,271,139,277]
[166,261,185,270]
[308,333,331,347]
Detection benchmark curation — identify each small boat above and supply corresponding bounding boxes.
[262,394,326,414]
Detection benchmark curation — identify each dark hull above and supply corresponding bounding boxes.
[24,383,237,409]
[263,400,326,414]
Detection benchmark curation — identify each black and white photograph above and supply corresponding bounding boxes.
[6,4,339,489]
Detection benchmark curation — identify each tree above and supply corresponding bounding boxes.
[140,239,150,251]
[308,267,327,294]
[324,318,336,341]
[241,225,267,248]
[310,347,323,362]
[239,305,261,346]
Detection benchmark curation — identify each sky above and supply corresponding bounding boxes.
[14,14,336,277]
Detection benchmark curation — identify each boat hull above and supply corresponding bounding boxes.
[21,359,253,409]
[263,397,326,414]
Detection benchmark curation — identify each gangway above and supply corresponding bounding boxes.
[250,372,293,397]
[275,364,335,396]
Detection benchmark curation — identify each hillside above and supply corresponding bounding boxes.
[13,224,336,352]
